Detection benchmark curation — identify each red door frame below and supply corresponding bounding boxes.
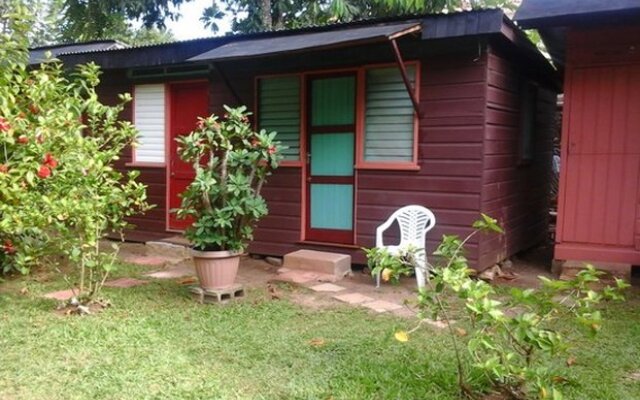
[165,80,210,232]
[304,72,357,244]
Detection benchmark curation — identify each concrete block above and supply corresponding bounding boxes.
[283,250,351,278]
[190,284,245,304]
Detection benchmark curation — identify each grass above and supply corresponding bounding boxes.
[1,264,639,400]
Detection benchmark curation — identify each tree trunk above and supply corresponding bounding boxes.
[261,0,272,30]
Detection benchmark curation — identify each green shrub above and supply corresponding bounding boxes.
[0,5,151,303]
[175,106,282,251]
[367,214,628,399]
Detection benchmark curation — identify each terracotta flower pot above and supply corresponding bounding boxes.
[192,249,241,290]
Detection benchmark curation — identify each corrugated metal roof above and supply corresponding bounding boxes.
[188,21,420,62]
[29,40,127,64]
[421,8,503,39]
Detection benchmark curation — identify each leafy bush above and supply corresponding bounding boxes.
[0,6,150,303]
[175,106,282,252]
[367,214,628,399]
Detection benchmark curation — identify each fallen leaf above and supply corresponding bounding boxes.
[566,356,576,367]
[394,331,409,342]
[308,338,326,347]
[19,287,28,295]
[178,277,197,285]
[455,327,467,337]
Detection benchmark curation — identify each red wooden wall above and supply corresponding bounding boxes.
[555,25,640,265]
[98,38,556,269]
[479,48,556,267]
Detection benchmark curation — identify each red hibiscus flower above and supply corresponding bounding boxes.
[196,119,205,130]
[0,117,10,133]
[43,153,58,169]
[29,104,39,114]
[17,135,28,144]
[0,164,8,174]
[38,165,51,179]
[2,239,15,254]
[268,145,276,155]
[251,138,260,148]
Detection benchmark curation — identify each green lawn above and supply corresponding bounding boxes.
[1,265,639,400]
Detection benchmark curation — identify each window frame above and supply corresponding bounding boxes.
[254,61,421,171]
[128,83,168,168]
[355,61,421,171]
[254,73,305,168]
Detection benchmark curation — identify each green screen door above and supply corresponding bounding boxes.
[306,74,356,244]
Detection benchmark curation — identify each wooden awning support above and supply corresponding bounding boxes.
[390,38,422,118]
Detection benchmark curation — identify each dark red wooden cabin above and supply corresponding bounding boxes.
[55,9,558,268]
[516,0,640,270]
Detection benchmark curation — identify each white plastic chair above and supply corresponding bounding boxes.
[375,205,436,289]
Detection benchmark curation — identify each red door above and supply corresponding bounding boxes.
[559,65,640,248]
[168,82,209,231]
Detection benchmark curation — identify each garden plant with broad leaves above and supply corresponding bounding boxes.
[0,5,151,310]
[175,105,283,252]
[366,214,628,400]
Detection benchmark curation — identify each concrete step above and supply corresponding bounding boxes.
[283,249,352,280]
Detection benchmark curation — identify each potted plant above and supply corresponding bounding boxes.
[175,106,282,289]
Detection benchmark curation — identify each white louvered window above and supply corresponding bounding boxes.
[363,65,417,163]
[133,84,166,164]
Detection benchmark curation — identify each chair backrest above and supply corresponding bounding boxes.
[382,205,436,248]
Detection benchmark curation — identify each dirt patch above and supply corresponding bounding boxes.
[288,290,340,310]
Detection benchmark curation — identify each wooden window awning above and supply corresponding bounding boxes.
[187,22,421,62]
[188,21,422,117]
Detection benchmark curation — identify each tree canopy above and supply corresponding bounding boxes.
[202,0,518,34]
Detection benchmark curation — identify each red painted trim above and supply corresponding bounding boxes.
[164,82,171,232]
[305,228,354,244]
[303,71,357,245]
[299,74,308,241]
[355,163,420,171]
[125,162,165,168]
[297,240,363,249]
[555,243,640,265]
[309,176,354,184]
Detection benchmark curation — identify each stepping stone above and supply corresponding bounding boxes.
[122,255,170,267]
[104,278,149,288]
[273,270,320,284]
[361,300,403,313]
[283,250,351,279]
[309,283,346,293]
[333,292,374,305]
[43,289,77,301]
[145,266,194,279]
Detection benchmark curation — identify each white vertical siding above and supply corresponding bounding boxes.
[134,84,166,163]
